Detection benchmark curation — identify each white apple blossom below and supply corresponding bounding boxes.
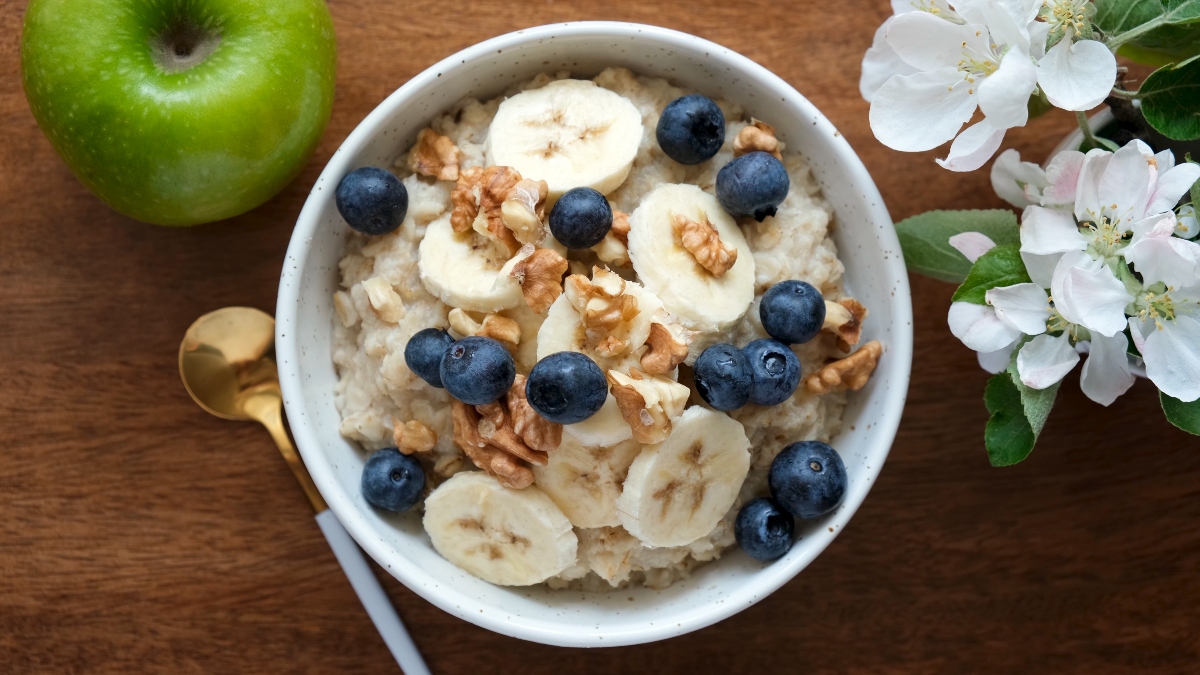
[862,0,1117,172]
[962,140,1200,403]
[1124,213,1200,401]
[945,236,1135,404]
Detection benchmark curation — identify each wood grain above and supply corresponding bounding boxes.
[3,1,1199,673]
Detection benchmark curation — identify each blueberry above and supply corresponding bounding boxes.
[335,167,408,235]
[760,280,826,345]
[525,352,608,424]
[439,336,515,405]
[716,151,789,221]
[404,328,455,388]
[361,448,425,512]
[735,497,795,561]
[693,344,752,411]
[769,441,848,519]
[656,94,726,165]
[548,187,612,249]
[743,339,801,406]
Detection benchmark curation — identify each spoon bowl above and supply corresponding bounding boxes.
[179,306,278,421]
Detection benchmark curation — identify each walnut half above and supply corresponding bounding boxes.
[805,340,882,394]
[640,321,691,375]
[823,298,868,352]
[392,419,438,455]
[449,377,562,489]
[732,119,783,160]
[451,400,535,489]
[448,307,521,346]
[607,369,690,444]
[510,248,568,313]
[672,212,737,277]
[407,128,461,181]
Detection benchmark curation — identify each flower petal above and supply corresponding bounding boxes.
[977,48,1037,129]
[870,68,978,152]
[1036,38,1117,111]
[1147,162,1200,215]
[1142,314,1200,402]
[1041,150,1085,207]
[1020,205,1086,255]
[978,341,1018,373]
[949,231,998,262]
[986,282,1051,334]
[1074,149,1112,222]
[1021,251,1062,288]
[886,12,992,71]
[1098,140,1155,227]
[1124,214,1200,288]
[1016,332,1080,389]
[861,18,919,102]
[948,301,1024,352]
[1079,332,1135,405]
[991,148,1048,208]
[1051,251,1134,337]
[936,120,1007,171]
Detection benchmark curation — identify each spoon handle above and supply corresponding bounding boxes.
[315,510,431,675]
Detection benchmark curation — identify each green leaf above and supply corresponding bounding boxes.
[984,374,1035,466]
[951,244,1032,304]
[1099,0,1200,66]
[1116,23,1200,66]
[1161,391,1200,434]
[982,353,1062,467]
[894,210,1020,283]
[1007,359,1060,439]
[1140,54,1200,140]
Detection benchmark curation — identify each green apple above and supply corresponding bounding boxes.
[21,0,337,226]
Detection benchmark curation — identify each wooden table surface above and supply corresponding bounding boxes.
[4,1,1199,672]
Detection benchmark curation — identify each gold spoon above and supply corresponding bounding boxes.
[179,307,429,675]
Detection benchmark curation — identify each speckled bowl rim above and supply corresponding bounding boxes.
[278,21,912,647]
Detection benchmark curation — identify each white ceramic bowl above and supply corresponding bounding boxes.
[277,21,912,647]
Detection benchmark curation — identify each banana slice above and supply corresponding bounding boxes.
[563,394,634,446]
[533,436,643,529]
[485,79,644,199]
[627,184,755,334]
[536,268,664,373]
[423,472,578,586]
[616,407,751,548]
[417,212,522,313]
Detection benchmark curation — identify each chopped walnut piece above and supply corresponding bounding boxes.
[361,277,406,323]
[593,210,632,266]
[392,419,438,455]
[407,128,461,181]
[672,212,738,277]
[477,166,524,255]
[450,166,482,233]
[805,340,883,394]
[607,369,690,444]
[475,401,548,466]
[448,308,521,345]
[507,374,562,453]
[640,321,691,375]
[478,314,521,345]
[500,179,549,245]
[593,232,629,267]
[451,400,535,489]
[610,209,631,245]
[823,298,869,352]
[733,119,783,160]
[510,248,568,313]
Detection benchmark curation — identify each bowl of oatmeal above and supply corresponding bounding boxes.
[277,22,911,647]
